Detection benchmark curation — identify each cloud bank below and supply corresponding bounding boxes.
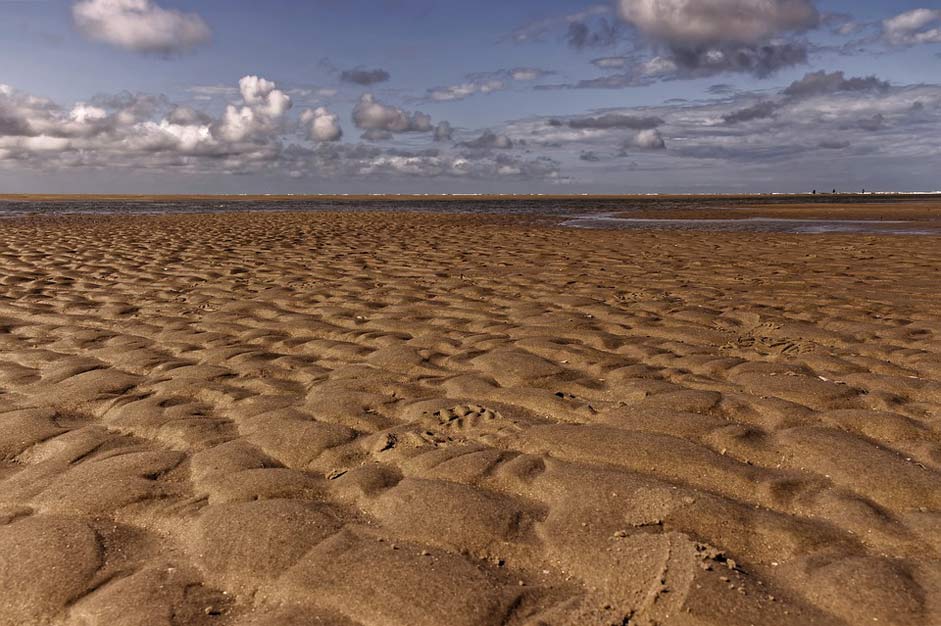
[0,78,561,185]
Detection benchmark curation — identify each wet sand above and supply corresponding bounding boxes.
[1,208,940,625]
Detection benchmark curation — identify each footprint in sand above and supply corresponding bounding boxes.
[423,404,522,446]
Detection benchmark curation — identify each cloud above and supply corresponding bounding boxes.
[668,42,809,78]
[541,41,810,91]
[536,72,648,90]
[281,144,560,182]
[426,68,552,102]
[818,139,850,150]
[595,0,821,81]
[460,130,513,150]
[563,113,664,130]
[359,129,393,141]
[167,105,211,126]
[0,79,562,184]
[617,0,819,47]
[339,68,391,86]
[433,121,453,142]
[567,18,621,49]
[186,84,239,101]
[208,76,294,144]
[506,4,612,44]
[238,76,291,116]
[629,128,666,150]
[852,114,885,132]
[498,71,941,189]
[428,80,506,102]
[352,94,433,135]
[707,83,736,95]
[882,9,941,46]
[782,70,890,98]
[722,100,778,123]
[821,12,864,36]
[507,67,552,81]
[301,107,342,142]
[72,0,211,54]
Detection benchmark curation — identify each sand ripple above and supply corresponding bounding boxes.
[0,211,939,625]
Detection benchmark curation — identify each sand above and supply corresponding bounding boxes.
[0,207,939,626]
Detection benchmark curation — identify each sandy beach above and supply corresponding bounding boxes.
[1,205,940,625]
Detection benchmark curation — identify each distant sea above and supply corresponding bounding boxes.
[2,195,940,235]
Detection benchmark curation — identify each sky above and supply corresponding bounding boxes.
[0,0,940,194]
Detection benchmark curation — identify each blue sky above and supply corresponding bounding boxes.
[1,0,940,193]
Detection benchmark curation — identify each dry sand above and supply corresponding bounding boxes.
[0,208,939,626]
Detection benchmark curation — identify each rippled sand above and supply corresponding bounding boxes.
[1,210,939,626]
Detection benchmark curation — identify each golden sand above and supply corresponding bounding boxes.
[0,209,939,625]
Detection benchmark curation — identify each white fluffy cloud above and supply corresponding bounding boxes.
[631,128,666,150]
[72,0,211,54]
[352,94,433,134]
[882,9,941,46]
[617,0,819,46]
[301,107,342,142]
[215,76,292,143]
[238,76,291,117]
[429,80,505,102]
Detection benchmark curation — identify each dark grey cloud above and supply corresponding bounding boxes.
[564,113,664,130]
[433,121,453,142]
[0,97,36,136]
[505,4,613,44]
[340,68,391,86]
[722,100,778,124]
[668,41,809,78]
[460,130,513,150]
[539,40,808,91]
[707,84,736,95]
[566,19,621,49]
[591,0,822,83]
[782,70,890,98]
